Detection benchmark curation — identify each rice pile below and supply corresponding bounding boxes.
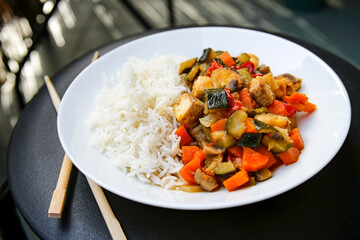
[88,54,188,189]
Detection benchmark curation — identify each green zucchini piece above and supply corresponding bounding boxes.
[237,68,253,87]
[255,168,272,181]
[199,113,219,128]
[205,88,229,109]
[246,107,269,117]
[252,119,277,134]
[237,133,262,148]
[262,135,293,153]
[226,110,247,139]
[210,130,236,149]
[179,57,197,74]
[215,50,224,57]
[236,53,250,65]
[185,64,200,82]
[214,162,236,178]
[199,48,216,63]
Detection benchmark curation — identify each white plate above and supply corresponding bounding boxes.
[58,27,351,210]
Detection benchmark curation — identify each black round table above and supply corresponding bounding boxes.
[7,27,360,240]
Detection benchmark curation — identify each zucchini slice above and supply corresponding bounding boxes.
[226,110,248,139]
[199,48,217,63]
[214,162,236,178]
[246,107,268,117]
[236,53,250,65]
[179,57,197,74]
[185,64,200,82]
[210,130,236,149]
[252,119,277,134]
[255,168,272,181]
[213,58,226,67]
[205,88,229,109]
[237,68,253,88]
[262,135,293,153]
[237,133,262,148]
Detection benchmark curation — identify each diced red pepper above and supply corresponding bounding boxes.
[225,89,235,108]
[252,73,264,78]
[239,61,255,74]
[206,60,223,77]
[267,100,297,117]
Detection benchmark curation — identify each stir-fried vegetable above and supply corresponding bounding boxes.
[174,48,316,192]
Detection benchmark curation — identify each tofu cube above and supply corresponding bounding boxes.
[173,93,204,128]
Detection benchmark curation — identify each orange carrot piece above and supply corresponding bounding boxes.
[277,147,300,166]
[227,146,244,158]
[283,92,316,113]
[242,147,268,172]
[245,118,259,133]
[267,100,297,117]
[179,150,205,184]
[290,128,304,151]
[219,51,236,67]
[239,88,256,110]
[223,168,249,191]
[211,119,228,132]
[175,125,193,146]
[182,146,200,164]
[255,146,277,168]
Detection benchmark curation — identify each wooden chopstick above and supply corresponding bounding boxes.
[45,51,127,240]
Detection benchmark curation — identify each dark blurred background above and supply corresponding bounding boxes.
[0,0,359,238]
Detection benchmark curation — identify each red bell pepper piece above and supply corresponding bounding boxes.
[206,60,223,77]
[239,61,255,74]
[267,100,297,117]
[252,73,264,78]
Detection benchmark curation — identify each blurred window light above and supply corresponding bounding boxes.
[93,4,122,39]
[58,0,76,29]
[18,17,33,37]
[8,59,19,73]
[43,0,55,15]
[48,16,66,47]
[36,14,46,24]
[175,0,208,25]
[29,51,43,76]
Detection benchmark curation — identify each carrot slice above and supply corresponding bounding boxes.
[219,51,236,67]
[223,168,249,191]
[242,147,268,172]
[289,128,304,151]
[255,146,277,168]
[244,118,259,133]
[267,100,297,117]
[227,146,244,158]
[211,119,228,132]
[239,88,256,110]
[179,150,206,184]
[175,125,193,146]
[182,146,200,164]
[283,92,316,113]
[277,147,300,166]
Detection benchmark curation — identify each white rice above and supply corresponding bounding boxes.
[88,54,188,189]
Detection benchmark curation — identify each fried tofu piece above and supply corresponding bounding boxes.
[249,76,275,107]
[211,68,244,89]
[192,76,215,99]
[173,93,204,128]
[274,73,302,98]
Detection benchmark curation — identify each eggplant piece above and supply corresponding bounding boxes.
[236,68,253,88]
[237,133,262,148]
[205,88,229,109]
[203,145,225,156]
[194,169,219,191]
[226,110,248,139]
[225,79,239,92]
[189,124,209,148]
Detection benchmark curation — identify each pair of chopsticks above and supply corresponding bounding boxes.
[45,51,127,240]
